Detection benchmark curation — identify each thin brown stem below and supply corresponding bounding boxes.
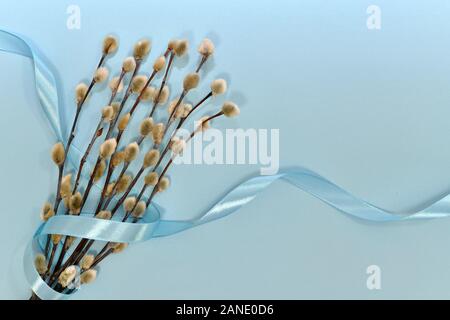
[110,166,145,216]
[97,53,107,69]
[96,243,109,259]
[203,111,224,123]
[136,135,145,146]
[45,165,63,257]
[53,163,64,211]
[49,152,102,282]
[69,72,122,201]
[79,157,102,211]
[29,292,41,300]
[72,239,95,266]
[150,52,175,117]
[167,91,187,124]
[126,182,149,218]
[129,69,157,116]
[186,91,212,119]
[95,127,127,211]
[95,161,117,214]
[73,121,104,194]
[196,55,208,73]
[49,238,85,285]
[145,156,174,208]
[150,95,215,176]
[109,70,126,105]
[145,114,222,209]
[54,53,105,211]
[63,151,121,271]
[46,54,118,282]
[91,176,149,268]
[48,81,118,278]
[101,162,129,210]
[91,248,114,269]
[46,243,57,277]
[107,60,142,139]
[145,185,159,208]
[51,236,69,278]
[64,163,147,272]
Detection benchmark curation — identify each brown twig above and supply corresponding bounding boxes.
[49,60,147,280]
[73,112,224,278]
[150,51,174,117]
[99,162,128,211]
[129,69,157,116]
[48,44,225,285]
[196,55,208,73]
[44,54,107,258]
[48,72,125,279]
[73,123,104,194]
[109,70,126,105]
[106,60,142,139]
[91,247,114,269]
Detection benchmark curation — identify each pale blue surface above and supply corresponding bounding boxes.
[2,0,450,299]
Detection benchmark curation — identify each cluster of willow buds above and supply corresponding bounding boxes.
[32,35,239,297]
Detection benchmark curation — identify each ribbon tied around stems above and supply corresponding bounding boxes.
[2,29,450,299]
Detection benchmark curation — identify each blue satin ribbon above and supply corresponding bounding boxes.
[3,30,450,300]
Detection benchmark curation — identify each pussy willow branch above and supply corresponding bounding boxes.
[72,68,126,195]
[71,65,134,213]
[44,53,107,258]
[109,70,126,105]
[93,154,176,266]
[91,114,219,268]
[50,61,148,283]
[110,165,147,216]
[91,127,194,266]
[44,165,63,258]
[95,160,121,213]
[129,69,157,115]
[50,124,103,274]
[162,53,210,138]
[81,50,174,261]
[52,51,215,284]
[75,106,223,277]
[72,123,104,194]
[150,51,174,117]
[100,136,146,211]
[99,61,165,208]
[50,60,145,280]
[91,62,142,212]
[54,159,151,279]
[106,59,142,139]
[90,247,114,270]
[97,66,159,212]
[97,159,127,213]
[153,90,213,171]
[73,158,154,266]
[105,86,214,218]
[46,240,58,279]
[48,154,106,284]
[59,57,105,206]
[50,237,69,279]
[50,72,126,277]
[145,111,223,207]
[196,55,207,73]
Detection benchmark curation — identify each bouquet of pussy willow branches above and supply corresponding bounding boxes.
[30,35,239,299]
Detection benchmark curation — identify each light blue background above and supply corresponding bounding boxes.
[1,0,450,299]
